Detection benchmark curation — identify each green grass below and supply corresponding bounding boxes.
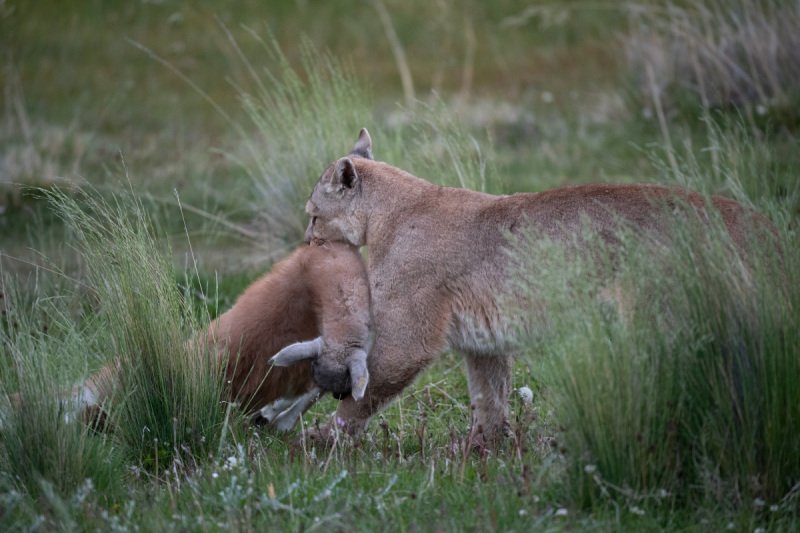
[2,0,799,530]
[50,189,241,468]
[0,270,125,527]
[507,198,799,511]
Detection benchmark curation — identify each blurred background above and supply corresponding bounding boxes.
[3,0,796,273]
[0,0,800,270]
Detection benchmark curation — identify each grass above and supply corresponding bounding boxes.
[49,188,241,469]
[0,269,125,527]
[2,0,799,530]
[624,0,800,118]
[506,195,799,514]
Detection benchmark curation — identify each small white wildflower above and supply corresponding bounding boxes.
[756,104,768,116]
[532,495,540,503]
[629,505,645,516]
[754,528,766,533]
[541,91,554,104]
[555,508,568,517]
[726,522,736,530]
[224,455,238,470]
[211,472,219,479]
[583,464,597,474]
[519,509,528,517]
[517,386,534,404]
[770,504,779,512]
[642,107,653,120]
[753,497,766,508]
[657,489,669,499]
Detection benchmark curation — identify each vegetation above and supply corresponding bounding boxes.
[507,201,799,513]
[2,1,798,530]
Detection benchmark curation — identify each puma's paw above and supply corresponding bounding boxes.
[469,419,513,453]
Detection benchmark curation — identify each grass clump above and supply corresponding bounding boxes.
[654,116,800,217]
[47,189,236,471]
[0,273,124,526]
[228,35,489,253]
[508,191,799,516]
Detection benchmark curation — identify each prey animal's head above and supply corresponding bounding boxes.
[270,337,369,402]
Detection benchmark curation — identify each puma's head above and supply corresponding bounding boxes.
[305,128,373,246]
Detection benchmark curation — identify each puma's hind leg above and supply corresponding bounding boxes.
[463,352,513,447]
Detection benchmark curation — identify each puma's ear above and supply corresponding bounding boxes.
[349,128,373,160]
[270,337,323,366]
[347,349,369,401]
[332,157,359,190]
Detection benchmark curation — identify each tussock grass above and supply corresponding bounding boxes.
[507,192,799,514]
[3,184,236,513]
[387,99,490,192]
[654,116,800,216]
[47,189,237,470]
[0,271,124,519]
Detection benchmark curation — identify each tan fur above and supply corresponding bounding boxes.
[304,129,773,442]
[12,241,370,431]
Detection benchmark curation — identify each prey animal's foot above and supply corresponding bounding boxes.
[255,388,321,433]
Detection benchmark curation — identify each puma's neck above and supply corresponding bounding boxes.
[357,161,437,247]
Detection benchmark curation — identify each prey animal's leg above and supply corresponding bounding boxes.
[259,387,322,432]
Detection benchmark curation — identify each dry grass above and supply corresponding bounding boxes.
[624,1,800,113]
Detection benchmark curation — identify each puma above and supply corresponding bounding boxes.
[6,241,371,433]
[300,128,772,443]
